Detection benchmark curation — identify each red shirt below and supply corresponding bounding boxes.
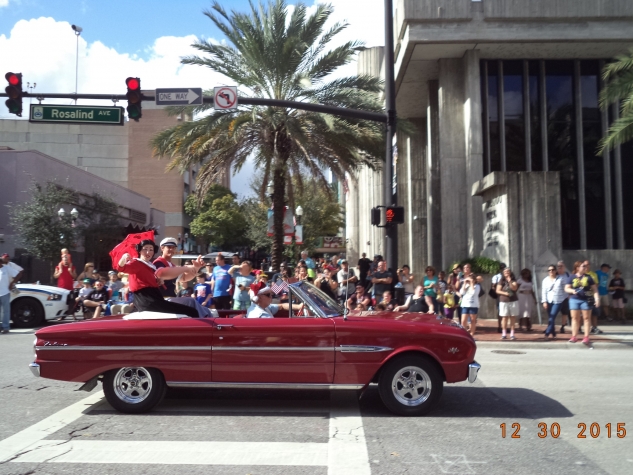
[121,259,159,292]
[56,264,76,290]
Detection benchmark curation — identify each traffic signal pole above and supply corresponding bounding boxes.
[384,0,398,272]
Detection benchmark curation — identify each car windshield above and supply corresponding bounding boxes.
[290,281,343,317]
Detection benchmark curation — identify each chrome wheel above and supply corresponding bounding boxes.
[112,367,153,404]
[391,365,432,406]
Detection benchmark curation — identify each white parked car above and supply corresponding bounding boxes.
[10,284,72,328]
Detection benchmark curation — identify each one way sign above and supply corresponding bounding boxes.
[155,88,203,105]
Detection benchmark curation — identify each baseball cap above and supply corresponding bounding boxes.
[1,253,9,258]
[159,237,178,247]
[82,278,92,284]
[108,270,117,275]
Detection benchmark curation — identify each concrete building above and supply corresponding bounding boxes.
[0,148,164,282]
[347,0,633,287]
[0,101,230,251]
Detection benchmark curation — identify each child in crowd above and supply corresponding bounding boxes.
[75,278,93,313]
[257,273,269,287]
[194,274,214,308]
[609,269,627,323]
[443,283,458,320]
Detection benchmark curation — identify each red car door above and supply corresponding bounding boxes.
[212,317,335,384]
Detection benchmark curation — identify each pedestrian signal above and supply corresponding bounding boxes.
[371,207,381,226]
[385,206,405,224]
[125,77,142,121]
[5,72,23,116]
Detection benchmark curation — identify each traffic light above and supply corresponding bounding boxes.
[125,77,142,121]
[5,72,23,116]
[371,207,381,226]
[385,206,405,225]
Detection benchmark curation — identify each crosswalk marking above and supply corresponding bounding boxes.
[1,389,371,474]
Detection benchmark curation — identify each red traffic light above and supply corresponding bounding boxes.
[6,72,20,86]
[126,77,140,90]
[385,206,405,224]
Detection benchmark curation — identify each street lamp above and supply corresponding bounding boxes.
[58,207,65,219]
[295,205,303,220]
[71,24,83,104]
[266,181,274,200]
[70,208,79,227]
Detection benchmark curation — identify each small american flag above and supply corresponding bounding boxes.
[271,280,289,295]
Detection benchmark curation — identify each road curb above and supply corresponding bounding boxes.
[475,340,633,350]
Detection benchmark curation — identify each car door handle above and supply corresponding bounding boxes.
[216,324,234,330]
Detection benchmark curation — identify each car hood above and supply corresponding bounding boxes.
[17,284,69,294]
[345,311,463,327]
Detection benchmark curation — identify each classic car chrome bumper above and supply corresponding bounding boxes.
[29,362,40,377]
[468,361,481,383]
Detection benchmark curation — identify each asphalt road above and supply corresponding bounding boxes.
[1,327,632,475]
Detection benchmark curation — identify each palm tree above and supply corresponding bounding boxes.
[598,47,633,155]
[151,0,385,270]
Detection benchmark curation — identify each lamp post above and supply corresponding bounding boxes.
[294,205,304,263]
[71,24,83,104]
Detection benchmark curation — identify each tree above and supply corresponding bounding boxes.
[185,184,249,249]
[8,182,80,275]
[151,0,384,271]
[78,193,124,268]
[598,47,633,154]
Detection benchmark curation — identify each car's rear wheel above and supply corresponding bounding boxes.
[11,298,44,328]
[378,355,443,416]
[103,367,165,414]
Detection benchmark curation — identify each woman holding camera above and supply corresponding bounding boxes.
[496,267,519,340]
[459,274,481,336]
[398,265,415,294]
[564,261,599,345]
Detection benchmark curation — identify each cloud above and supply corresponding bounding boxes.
[0,0,9,8]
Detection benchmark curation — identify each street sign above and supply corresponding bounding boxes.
[29,104,124,125]
[214,86,238,110]
[155,88,202,106]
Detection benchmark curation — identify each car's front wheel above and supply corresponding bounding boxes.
[378,355,443,416]
[11,298,44,328]
[103,367,165,414]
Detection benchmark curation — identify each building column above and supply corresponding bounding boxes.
[427,80,442,268]
[438,59,468,268]
[463,49,484,257]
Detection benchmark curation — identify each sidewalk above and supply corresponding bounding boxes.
[471,318,633,349]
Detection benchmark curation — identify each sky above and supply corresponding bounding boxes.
[0,0,386,198]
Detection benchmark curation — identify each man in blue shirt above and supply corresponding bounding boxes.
[210,253,232,309]
[596,263,611,320]
[229,260,256,310]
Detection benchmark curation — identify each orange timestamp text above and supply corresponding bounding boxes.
[500,422,626,439]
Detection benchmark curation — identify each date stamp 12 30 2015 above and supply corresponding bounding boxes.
[500,422,626,439]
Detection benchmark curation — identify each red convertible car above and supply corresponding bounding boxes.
[29,282,480,416]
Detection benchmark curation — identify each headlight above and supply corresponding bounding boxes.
[47,294,63,301]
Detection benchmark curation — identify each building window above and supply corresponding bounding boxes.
[503,61,526,171]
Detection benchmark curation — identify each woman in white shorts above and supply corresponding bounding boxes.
[496,267,519,340]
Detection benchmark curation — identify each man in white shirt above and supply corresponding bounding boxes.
[246,282,298,318]
[0,258,20,333]
[2,253,23,283]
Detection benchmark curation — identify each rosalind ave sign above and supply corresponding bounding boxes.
[29,104,124,125]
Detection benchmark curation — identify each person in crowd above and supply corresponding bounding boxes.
[53,253,77,291]
[556,261,571,333]
[565,260,599,345]
[107,271,124,300]
[397,264,416,295]
[459,272,481,337]
[437,271,447,306]
[229,260,256,310]
[443,281,458,320]
[0,257,21,333]
[596,263,611,321]
[297,265,310,283]
[75,278,94,314]
[246,282,297,318]
[541,264,568,339]
[609,269,626,323]
[330,254,340,272]
[357,252,372,288]
[204,262,215,279]
[257,272,269,286]
[271,262,289,284]
[177,286,193,298]
[117,239,202,318]
[376,290,396,311]
[395,285,430,313]
[496,267,519,340]
[1,253,23,284]
[337,260,357,302]
[315,268,338,301]
[370,260,393,302]
[81,279,109,319]
[423,266,439,314]
[152,237,180,297]
[193,273,214,308]
[346,283,372,311]
[301,251,317,280]
[231,254,241,267]
[210,253,233,310]
[517,268,536,331]
[76,262,98,286]
[583,260,603,335]
[491,263,506,333]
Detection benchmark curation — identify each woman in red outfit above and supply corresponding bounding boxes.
[53,253,76,290]
[118,240,204,318]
